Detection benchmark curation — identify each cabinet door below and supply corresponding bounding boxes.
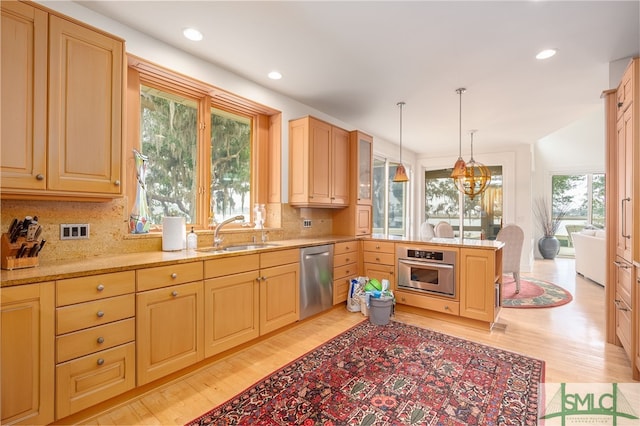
[363,263,395,288]
[356,133,373,205]
[0,2,47,191]
[1,282,54,426]
[356,205,372,236]
[48,16,123,194]
[459,249,497,322]
[331,126,349,205]
[260,263,299,335]
[136,281,204,385]
[204,272,259,357]
[616,108,634,261]
[308,118,332,204]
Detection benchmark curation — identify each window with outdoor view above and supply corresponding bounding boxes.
[373,157,409,237]
[551,173,605,246]
[131,59,280,231]
[424,166,503,240]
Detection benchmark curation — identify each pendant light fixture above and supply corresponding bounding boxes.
[450,88,467,179]
[393,101,409,183]
[454,130,491,200]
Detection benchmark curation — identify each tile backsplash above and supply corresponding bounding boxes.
[1,198,336,263]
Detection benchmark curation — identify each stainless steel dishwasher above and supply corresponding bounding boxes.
[299,244,334,320]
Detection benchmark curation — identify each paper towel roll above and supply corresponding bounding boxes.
[162,217,185,251]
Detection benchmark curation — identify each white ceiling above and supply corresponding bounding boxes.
[76,0,639,156]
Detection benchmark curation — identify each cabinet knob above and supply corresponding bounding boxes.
[114,180,121,186]
[262,276,267,281]
[97,337,105,344]
[346,269,350,274]
[618,102,623,108]
[171,273,178,279]
[444,305,450,311]
[96,311,104,318]
[96,284,105,292]
[376,257,381,262]
[171,291,178,297]
[345,257,350,262]
[97,358,105,366]
[35,174,44,181]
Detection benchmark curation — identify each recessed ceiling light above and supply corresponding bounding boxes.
[536,48,557,60]
[268,71,282,80]
[183,28,203,41]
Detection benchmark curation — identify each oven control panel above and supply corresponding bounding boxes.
[407,249,444,261]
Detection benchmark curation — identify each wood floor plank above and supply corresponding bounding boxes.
[66,257,635,425]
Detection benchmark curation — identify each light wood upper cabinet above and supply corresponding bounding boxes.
[289,116,349,207]
[0,1,124,200]
[1,282,55,426]
[333,131,373,236]
[0,1,47,191]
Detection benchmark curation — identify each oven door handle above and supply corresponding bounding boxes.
[398,259,454,270]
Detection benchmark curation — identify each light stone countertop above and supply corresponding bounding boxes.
[1,235,502,287]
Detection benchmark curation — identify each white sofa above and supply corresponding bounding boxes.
[572,229,606,286]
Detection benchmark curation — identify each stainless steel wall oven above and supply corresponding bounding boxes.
[396,245,456,297]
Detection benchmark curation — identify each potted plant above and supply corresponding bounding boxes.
[534,197,567,259]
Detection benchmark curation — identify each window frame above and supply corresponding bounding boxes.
[126,55,282,231]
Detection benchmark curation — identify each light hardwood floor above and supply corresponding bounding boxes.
[67,257,635,426]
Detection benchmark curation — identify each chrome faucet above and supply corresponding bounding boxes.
[213,215,244,248]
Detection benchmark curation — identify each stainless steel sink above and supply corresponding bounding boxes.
[196,243,279,253]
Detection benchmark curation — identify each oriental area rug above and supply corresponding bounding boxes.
[502,275,573,308]
[186,320,544,426]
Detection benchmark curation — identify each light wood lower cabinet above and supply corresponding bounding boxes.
[333,241,359,305]
[459,248,500,323]
[363,240,395,287]
[259,249,300,335]
[136,280,204,385]
[203,255,260,357]
[1,282,54,426]
[55,271,136,418]
[614,258,633,360]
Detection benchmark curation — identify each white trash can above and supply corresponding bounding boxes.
[358,293,369,316]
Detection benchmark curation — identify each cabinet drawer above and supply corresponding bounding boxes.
[260,248,299,269]
[615,299,632,359]
[333,279,349,305]
[334,252,357,268]
[56,318,135,363]
[334,241,357,255]
[55,342,135,418]
[57,271,135,306]
[396,290,459,315]
[334,263,357,280]
[137,262,203,291]
[363,251,395,266]
[204,254,259,279]
[56,294,135,335]
[362,240,394,254]
[615,261,632,306]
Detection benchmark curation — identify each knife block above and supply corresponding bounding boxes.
[1,233,39,270]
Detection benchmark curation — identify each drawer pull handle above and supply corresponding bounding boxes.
[345,258,350,262]
[171,291,178,297]
[376,257,381,262]
[97,337,105,344]
[97,284,105,292]
[97,358,105,366]
[97,311,104,318]
[114,180,121,186]
[614,299,630,312]
[613,261,631,269]
[346,270,350,274]
[171,273,178,279]
[36,173,44,181]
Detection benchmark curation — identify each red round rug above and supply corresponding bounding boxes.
[502,275,573,308]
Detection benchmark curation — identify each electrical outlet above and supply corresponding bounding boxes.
[303,219,312,228]
[60,223,90,240]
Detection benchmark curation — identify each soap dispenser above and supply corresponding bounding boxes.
[187,227,197,250]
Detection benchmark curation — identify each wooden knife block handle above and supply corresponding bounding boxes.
[1,233,39,270]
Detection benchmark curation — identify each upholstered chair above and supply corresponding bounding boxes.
[434,221,454,238]
[496,224,525,293]
[420,222,435,240]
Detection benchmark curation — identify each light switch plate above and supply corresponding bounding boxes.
[60,223,90,240]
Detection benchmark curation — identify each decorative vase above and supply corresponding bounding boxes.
[129,149,151,234]
[538,236,560,259]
